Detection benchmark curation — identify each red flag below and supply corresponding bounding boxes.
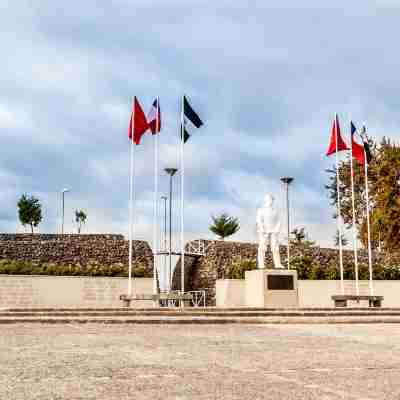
[128,97,149,145]
[147,98,161,134]
[326,114,349,156]
[351,132,365,165]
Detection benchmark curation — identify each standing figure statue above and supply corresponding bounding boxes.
[256,194,284,269]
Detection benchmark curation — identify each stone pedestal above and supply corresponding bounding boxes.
[245,269,299,308]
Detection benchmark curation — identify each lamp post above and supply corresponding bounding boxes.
[280,177,294,269]
[61,188,70,235]
[164,168,178,292]
[161,195,168,291]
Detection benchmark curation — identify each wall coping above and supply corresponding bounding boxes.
[217,279,246,282]
[216,278,400,283]
[0,274,152,280]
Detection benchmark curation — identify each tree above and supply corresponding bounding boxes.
[334,229,348,248]
[326,136,400,250]
[17,194,42,233]
[291,227,306,244]
[290,227,316,248]
[209,213,240,240]
[75,210,87,234]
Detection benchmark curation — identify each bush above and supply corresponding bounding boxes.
[222,256,400,281]
[290,254,316,279]
[225,259,257,279]
[0,259,149,277]
[290,259,400,280]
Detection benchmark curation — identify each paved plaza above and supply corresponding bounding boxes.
[0,323,399,400]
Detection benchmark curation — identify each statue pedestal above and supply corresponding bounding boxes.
[245,269,299,308]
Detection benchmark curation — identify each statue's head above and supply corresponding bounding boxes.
[264,194,274,207]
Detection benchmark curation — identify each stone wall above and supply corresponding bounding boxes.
[172,239,392,306]
[0,234,153,276]
[0,275,153,309]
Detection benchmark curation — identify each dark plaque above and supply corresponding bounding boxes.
[267,275,294,290]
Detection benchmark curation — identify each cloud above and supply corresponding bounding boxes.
[1,0,400,253]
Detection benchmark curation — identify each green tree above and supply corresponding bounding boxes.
[17,194,42,233]
[291,227,306,244]
[290,227,316,248]
[75,210,87,234]
[209,213,240,240]
[326,136,400,250]
[334,229,348,248]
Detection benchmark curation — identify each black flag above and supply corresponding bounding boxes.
[183,96,203,128]
[361,125,373,164]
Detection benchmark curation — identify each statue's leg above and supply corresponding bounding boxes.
[257,234,265,269]
[271,233,283,269]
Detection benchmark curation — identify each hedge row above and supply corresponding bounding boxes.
[0,260,149,277]
[225,255,400,280]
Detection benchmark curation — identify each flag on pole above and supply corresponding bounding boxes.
[360,125,374,295]
[326,114,348,156]
[360,125,373,164]
[181,96,203,143]
[148,98,161,134]
[351,121,366,165]
[128,97,149,145]
[326,113,347,295]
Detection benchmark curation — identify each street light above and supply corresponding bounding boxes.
[164,168,178,292]
[280,177,294,269]
[61,188,70,235]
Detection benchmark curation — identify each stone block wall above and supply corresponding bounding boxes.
[0,234,153,276]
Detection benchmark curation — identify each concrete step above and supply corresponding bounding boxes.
[3,307,400,312]
[1,315,400,324]
[2,310,400,317]
[2,307,400,324]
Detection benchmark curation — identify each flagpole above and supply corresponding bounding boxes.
[335,114,345,295]
[128,98,135,297]
[364,149,374,296]
[152,97,159,301]
[350,122,359,296]
[180,95,185,300]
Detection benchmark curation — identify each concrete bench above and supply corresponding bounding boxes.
[119,293,193,307]
[331,295,384,308]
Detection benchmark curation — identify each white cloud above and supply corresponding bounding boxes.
[1,0,400,252]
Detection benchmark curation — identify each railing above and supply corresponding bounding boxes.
[186,240,206,256]
[158,290,206,308]
[189,290,206,307]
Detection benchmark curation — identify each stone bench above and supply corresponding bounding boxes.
[331,295,384,308]
[119,293,193,307]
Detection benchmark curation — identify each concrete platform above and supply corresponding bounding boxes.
[2,323,400,399]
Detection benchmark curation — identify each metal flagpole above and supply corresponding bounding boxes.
[152,97,159,299]
[280,177,293,269]
[364,148,374,296]
[180,95,185,298]
[132,143,137,292]
[128,98,135,297]
[161,195,167,290]
[350,122,360,296]
[335,114,345,295]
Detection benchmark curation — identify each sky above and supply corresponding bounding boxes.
[1,0,400,249]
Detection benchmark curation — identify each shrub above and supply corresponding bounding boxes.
[0,259,149,277]
[290,254,316,279]
[225,259,257,279]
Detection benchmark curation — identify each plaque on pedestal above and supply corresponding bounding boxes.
[245,269,299,308]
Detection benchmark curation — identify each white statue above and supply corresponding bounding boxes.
[256,194,284,269]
